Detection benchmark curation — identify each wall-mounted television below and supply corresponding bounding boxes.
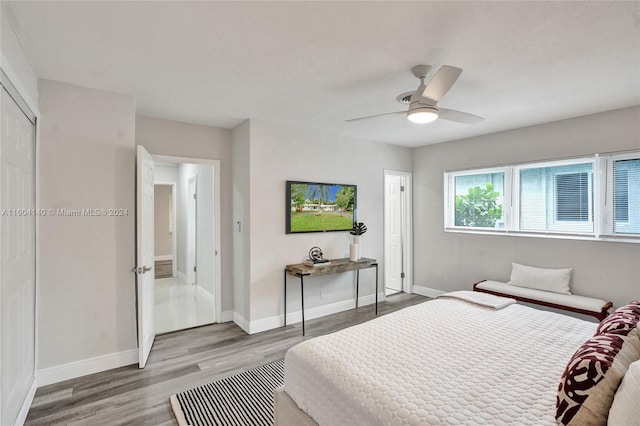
[286,180,356,234]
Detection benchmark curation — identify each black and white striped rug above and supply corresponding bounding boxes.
[170,359,285,426]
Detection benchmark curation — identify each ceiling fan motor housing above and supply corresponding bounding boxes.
[407,102,439,124]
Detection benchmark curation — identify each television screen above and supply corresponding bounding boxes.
[286,180,356,233]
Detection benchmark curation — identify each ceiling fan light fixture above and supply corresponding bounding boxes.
[407,106,439,124]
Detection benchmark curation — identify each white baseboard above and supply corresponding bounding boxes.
[248,293,382,335]
[14,377,37,426]
[412,285,445,298]
[233,312,250,334]
[154,255,173,261]
[197,284,215,298]
[220,310,234,323]
[37,349,138,387]
[177,271,188,285]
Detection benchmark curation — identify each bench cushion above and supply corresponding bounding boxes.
[476,280,608,313]
[509,262,572,295]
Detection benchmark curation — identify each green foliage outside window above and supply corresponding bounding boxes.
[455,183,503,227]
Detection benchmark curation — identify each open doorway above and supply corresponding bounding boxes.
[151,158,219,335]
[384,170,413,296]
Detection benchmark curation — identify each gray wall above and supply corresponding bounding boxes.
[135,115,233,315]
[242,120,413,329]
[413,106,640,308]
[38,79,137,369]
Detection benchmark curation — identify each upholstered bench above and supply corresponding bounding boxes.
[473,280,612,321]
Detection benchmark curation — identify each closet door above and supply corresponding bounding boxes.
[1,86,36,425]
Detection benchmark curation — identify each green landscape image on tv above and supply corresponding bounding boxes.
[286,181,356,233]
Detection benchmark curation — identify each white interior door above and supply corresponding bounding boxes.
[384,173,404,294]
[1,88,36,424]
[136,145,155,368]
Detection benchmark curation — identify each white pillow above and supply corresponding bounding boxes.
[507,262,572,295]
[608,359,640,425]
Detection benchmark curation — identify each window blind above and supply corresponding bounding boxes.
[519,162,593,233]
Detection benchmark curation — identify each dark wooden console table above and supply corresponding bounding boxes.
[284,257,378,336]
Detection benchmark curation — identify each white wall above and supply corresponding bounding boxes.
[37,79,137,370]
[0,5,39,109]
[413,106,640,308]
[136,116,233,314]
[237,120,413,331]
[154,163,178,184]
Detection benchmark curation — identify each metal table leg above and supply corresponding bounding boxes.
[375,263,378,315]
[356,269,360,309]
[300,274,305,336]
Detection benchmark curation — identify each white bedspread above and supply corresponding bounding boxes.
[284,298,597,425]
[435,290,516,309]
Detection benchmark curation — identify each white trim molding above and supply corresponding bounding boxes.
[248,293,383,335]
[36,349,138,387]
[220,310,234,323]
[233,312,250,334]
[176,271,188,285]
[412,285,445,298]
[154,254,173,261]
[15,379,37,426]
[0,54,40,117]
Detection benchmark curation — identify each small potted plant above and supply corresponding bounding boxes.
[349,222,367,260]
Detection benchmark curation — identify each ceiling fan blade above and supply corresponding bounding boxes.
[345,111,406,123]
[439,108,484,124]
[421,65,463,103]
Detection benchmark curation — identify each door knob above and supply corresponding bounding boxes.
[132,266,153,274]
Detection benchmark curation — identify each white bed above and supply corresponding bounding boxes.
[278,294,598,425]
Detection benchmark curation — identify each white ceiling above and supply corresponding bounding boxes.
[4,1,640,147]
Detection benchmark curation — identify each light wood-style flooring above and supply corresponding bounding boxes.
[154,260,173,279]
[26,293,428,425]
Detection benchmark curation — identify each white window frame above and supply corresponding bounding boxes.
[444,152,640,243]
[512,157,595,236]
[444,166,509,232]
[601,152,639,238]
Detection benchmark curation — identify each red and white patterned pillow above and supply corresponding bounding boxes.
[596,302,640,335]
[556,301,640,425]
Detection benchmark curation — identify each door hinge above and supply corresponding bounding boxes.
[400,272,405,279]
[193,266,197,272]
[400,185,405,192]
[193,193,197,200]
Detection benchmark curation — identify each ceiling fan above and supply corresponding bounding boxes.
[346,65,484,125]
